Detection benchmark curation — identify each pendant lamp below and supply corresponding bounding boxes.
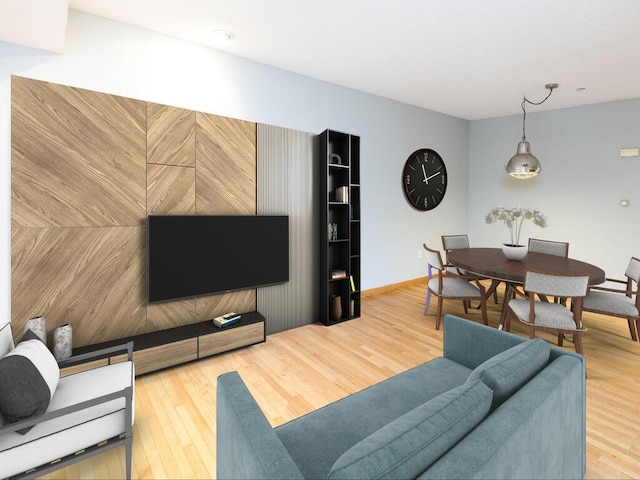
[506,83,558,179]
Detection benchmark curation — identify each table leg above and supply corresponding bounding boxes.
[486,279,501,302]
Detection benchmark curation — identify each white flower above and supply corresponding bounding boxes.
[485,206,547,246]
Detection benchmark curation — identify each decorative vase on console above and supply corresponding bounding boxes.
[25,316,47,345]
[485,206,547,261]
[330,295,342,322]
[53,323,73,361]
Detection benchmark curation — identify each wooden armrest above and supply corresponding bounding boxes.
[0,385,133,434]
[57,341,133,368]
[588,285,629,295]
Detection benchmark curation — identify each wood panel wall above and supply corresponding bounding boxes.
[11,77,257,347]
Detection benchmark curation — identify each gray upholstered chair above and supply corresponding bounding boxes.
[423,244,488,330]
[528,238,570,257]
[582,257,640,342]
[506,271,590,354]
[441,234,471,252]
[441,234,498,304]
[527,238,569,303]
[0,321,135,479]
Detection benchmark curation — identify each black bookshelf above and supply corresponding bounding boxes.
[319,129,361,325]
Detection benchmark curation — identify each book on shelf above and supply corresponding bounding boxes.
[331,269,347,279]
[350,275,356,292]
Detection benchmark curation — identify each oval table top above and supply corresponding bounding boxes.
[447,247,606,285]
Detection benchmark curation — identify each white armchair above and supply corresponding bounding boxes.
[0,321,134,479]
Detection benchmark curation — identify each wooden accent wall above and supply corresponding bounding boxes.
[11,77,257,347]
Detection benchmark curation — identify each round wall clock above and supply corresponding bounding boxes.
[402,148,448,211]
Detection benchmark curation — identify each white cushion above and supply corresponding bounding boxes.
[0,330,60,433]
[429,277,482,298]
[509,299,580,330]
[0,322,13,359]
[0,360,134,479]
[583,291,639,317]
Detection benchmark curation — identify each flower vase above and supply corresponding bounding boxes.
[330,295,342,322]
[53,323,73,361]
[502,243,528,261]
[25,316,47,345]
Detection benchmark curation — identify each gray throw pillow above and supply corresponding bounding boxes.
[328,380,493,479]
[466,338,550,410]
[0,329,60,434]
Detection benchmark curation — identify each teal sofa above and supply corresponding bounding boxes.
[217,315,586,479]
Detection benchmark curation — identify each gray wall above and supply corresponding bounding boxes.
[257,124,318,334]
[469,99,640,277]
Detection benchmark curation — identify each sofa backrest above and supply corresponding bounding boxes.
[420,354,585,479]
[0,322,14,358]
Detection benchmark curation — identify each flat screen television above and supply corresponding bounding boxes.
[147,215,289,303]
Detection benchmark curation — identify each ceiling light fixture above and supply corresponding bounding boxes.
[506,83,558,179]
[210,29,234,42]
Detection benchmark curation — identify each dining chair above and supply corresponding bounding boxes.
[506,270,590,354]
[528,238,569,257]
[582,257,640,342]
[423,244,488,330]
[441,234,499,304]
[425,235,469,314]
[527,238,570,303]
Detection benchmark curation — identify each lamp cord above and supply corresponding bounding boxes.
[521,87,555,140]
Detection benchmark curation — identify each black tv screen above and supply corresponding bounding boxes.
[147,215,289,303]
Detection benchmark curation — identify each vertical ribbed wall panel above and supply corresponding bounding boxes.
[257,124,318,335]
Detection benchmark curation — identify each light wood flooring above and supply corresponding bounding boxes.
[44,281,640,479]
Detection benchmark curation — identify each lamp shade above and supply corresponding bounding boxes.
[506,140,541,179]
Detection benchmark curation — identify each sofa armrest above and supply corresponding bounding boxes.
[57,341,133,368]
[442,315,526,369]
[0,384,134,435]
[217,372,304,479]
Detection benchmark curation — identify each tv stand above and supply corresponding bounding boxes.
[67,311,265,376]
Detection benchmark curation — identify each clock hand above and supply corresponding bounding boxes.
[421,164,428,183]
[426,172,441,182]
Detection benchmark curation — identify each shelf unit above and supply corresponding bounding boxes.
[319,129,361,325]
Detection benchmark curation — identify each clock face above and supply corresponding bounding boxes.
[402,148,448,211]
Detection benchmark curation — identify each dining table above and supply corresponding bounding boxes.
[446,247,606,329]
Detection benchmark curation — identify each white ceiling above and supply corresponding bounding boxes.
[4,0,640,120]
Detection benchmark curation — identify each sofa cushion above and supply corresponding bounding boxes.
[276,357,472,479]
[466,337,550,410]
[0,330,60,433]
[327,380,492,480]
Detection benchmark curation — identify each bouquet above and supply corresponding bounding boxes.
[485,207,547,246]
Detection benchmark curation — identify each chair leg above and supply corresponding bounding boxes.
[125,437,133,480]
[636,318,640,342]
[424,289,432,315]
[424,265,432,315]
[528,325,536,339]
[573,332,584,355]
[627,318,638,341]
[435,298,444,330]
[462,300,469,314]
[557,333,564,347]
[480,297,488,325]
